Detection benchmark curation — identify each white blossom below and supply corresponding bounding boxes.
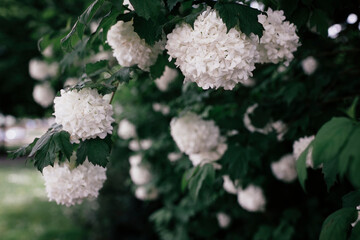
[351,206,360,227]
[117,119,136,139]
[237,184,266,212]
[189,142,227,167]
[271,154,297,182]
[53,88,114,143]
[107,20,165,71]
[135,186,159,201]
[42,158,107,207]
[243,104,287,140]
[42,45,53,58]
[129,155,153,185]
[166,7,259,90]
[301,56,318,75]
[293,135,315,168]
[123,0,134,11]
[129,139,153,151]
[222,175,239,195]
[170,112,223,155]
[168,152,182,162]
[152,103,170,115]
[32,83,55,108]
[29,59,58,81]
[154,66,178,91]
[256,8,300,65]
[216,212,231,228]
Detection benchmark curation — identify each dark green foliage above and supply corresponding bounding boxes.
[129,0,165,20]
[76,136,112,167]
[342,190,360,208]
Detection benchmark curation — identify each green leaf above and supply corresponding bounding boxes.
[279,0,299,16]
[90,9,120,44]
[129,0,165,20]
[187,164,215,200]
[215,2,264,38]
[8,138,39,159]
[342,190,360,208]
[181,166,200,192]
[309,9,329,37]
[345,97,359,120]
[319,208,357,240]
[150,53,168,79]
[290,6,310,29]
[182,5,206,28]
[349,222,360,240]
[296,143,310,190]
[85,60,108,77]
[108,66,133,84]
[133,15,163,46]
[167,0,182,11]
[338,127,360,176]
[53,131,73,160]
[76,137,112,167]
[78,0,105,25]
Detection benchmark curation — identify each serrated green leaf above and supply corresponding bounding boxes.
[342,190,360,208]
[8,138,39,159]
[188,164,215,200]
[309,9,329,37]
[215,2,264,38]
[296,143,310,190]
[133,15,163,46]
[76,138,111,167]
[167,0,182,11]
[129,0,165,20]
[33,140,57,172]
[349,222,360,240]
[85,60,108,77]
[53,131,73,160]
[108,66,133,84]
[181,166,200,192]
[319,208,357,240]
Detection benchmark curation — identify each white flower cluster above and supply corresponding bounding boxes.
[243,104,287,141]
[42,158,107,206]
[53,88,114,143]
[29,59,58,81]
[170,112,227,167]
[216,212,231,228]
[117,119,137,140]
[256,8,300,65]
[107,20,165,71]
[222,175,266,212]
[301,56,318,75]
[293,135,315,168]
[129,155,158,201]
[271,154,297,182]
[32,83,55,108]
[166,7,259,90]
[154,66,178,91]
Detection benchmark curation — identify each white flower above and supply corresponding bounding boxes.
[129,139,153,151]
[243,104,287,140]
[123,0,134,11]
[42,158,107,207]
[216,212,231,228]
[293,135,315,168]
[301,56,318,75]
[53,88,114,143]
[256,8,300,65]
[152,103,170,115]
[271,154,297,182]
[189,142,227,167]
[107,20,165,71]
[29,59,58,81]
[64,77,79,88]
[129,155,153,185]
[168,152,182,162]
[117,119,136,139]
[170,112,222,155]
[222,175,239,195]
[154,66,178,91]
[135,186,159,201]
[166,7,259,90]
[237,184,266,212]
[32,83,55,108]
[42,45,53,58]
[351,206,360,227]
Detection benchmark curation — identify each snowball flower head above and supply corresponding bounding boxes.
[117,119,136,139]
[293,135,315,168]
[32,83,55,108]
[29,59,58,81]
[135,186,159,201]
[237,184,266,212]
[129,155,153,185]
[271,154,297,182]
[257,8,300,65]
[166,7,259,90]
[301,56,318,75]
[222,175,239,195]
[42,158,107,206]
[107,20,165,71]
[217,212,231,228]
[170,112,222,155]
[154,66,178,91]
[53,88,114,143]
